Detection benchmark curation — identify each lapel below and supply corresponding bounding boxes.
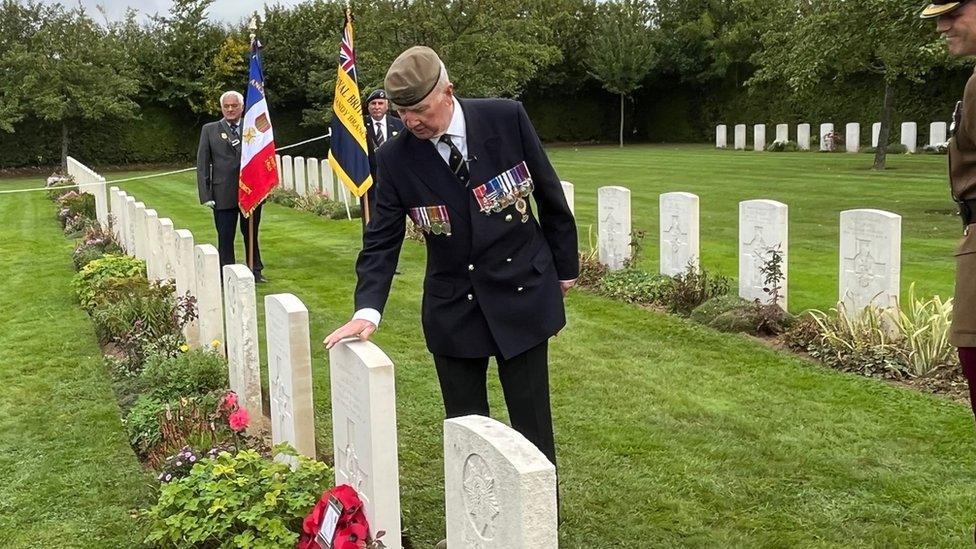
[220,119,241,154]
[403,134,468,220]
[459,98,500,190]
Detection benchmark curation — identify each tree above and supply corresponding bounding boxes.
[748,0,945,169]
[0,4,139,169]
[584,0,656,147]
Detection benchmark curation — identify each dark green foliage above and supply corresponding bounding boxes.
[125,394,167,456]
[71,254,146,311]
[57,192,96,223]
[597,269,671,304]
[690,295,753,325]
[139,349,228,402]
[664,263,732,316]
[72,225,123,270]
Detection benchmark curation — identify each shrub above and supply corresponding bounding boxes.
[140,348,228,402]
[766,140,799,152]
[71,254,146,311]
[664,263,732,316]
[891,283,955,377]
[143,446,334,548]
[863,143,909,154]
[577,225,607,288]
[598,269,671,304]
[804,304,907,378]
[269,187,299,208]
[45,173,75,201]
[147,393,232,468]
[125,395,167,456]
[72,225,123,270]
[57,190,96,221]
[922,143,948,155]
[690,295,752,325]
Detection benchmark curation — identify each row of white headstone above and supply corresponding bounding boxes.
[593,188,901,314]
[715,122,947,153]
[275,153,355,204]
[70,156,558,548]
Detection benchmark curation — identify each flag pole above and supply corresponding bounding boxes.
[247,13,258,274]
[345,1,369,226]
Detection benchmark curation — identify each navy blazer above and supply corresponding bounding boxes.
[355,98,579,359]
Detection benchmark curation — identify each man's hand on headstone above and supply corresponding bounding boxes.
[324,319,377,349]
[203,200,216,209]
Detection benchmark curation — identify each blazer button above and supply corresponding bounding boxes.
[506,258,512,262]
[517,286,524,292]
[505,214,513,222]
[467,293,474,301]
[468,264,474,271]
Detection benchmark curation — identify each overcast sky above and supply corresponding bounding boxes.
[37,0,310,24]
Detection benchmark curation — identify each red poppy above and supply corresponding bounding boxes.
[298,485,372,549]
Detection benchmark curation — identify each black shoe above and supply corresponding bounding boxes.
[254,272,268,284]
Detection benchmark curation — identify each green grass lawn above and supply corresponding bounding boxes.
[0,176,152,547]
[2,145,975,547]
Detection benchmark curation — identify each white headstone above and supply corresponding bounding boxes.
[265,293,316,464]
[819,123,834,151]
[598,186,631,271]
[94,178,108,229]
[753,124,766,152]
[159,218,177,283]
[734,124,746,150]
[293,156,307,196]
[306,157,320,195]
[659,192,700,276]
[839,209,901,313]
[143,209,159,280]
[174,229,200,348]
[109,187,123,242]
[223,264,263,425]
[872,122,881,148]
[738,200,788,308]
[930,121,947,146]
[444,415,557,549]
[123,195,136,255]
[132,202,147,260]
[194,244,224,353]
[276,154,283,186]
[322,159,335,199]
[775,123,788,142]
[797,123,811,151]
[716,125,727,149]
[901,122,917,153]
[560,181,574,216]
[282,155,294,191]
[845,122,860,153]
[329,339,402,549]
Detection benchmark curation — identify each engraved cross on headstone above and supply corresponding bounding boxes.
[663,214,688,270]
[338,418,370,502]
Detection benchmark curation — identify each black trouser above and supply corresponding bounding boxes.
[432,340,556,468]
[213,204,263,273]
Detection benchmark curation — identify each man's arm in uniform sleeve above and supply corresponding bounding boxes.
[353,152,408,315]
[515,101,579,280]
[196,125,214,205]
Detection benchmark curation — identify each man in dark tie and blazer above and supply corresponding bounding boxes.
[325,47,578,479]
[362,88,405,224]
[196,90,267,283]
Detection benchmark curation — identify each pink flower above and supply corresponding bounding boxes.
[221,391,238,412]
[228,407,250,432]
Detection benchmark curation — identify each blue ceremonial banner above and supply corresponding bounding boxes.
[327,9,372,201]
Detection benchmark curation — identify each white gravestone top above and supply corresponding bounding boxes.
[839,209,901,313]
[738,200,788,308]
[598,186,631,271]
[265,293,316,465]
[659,192,700,276]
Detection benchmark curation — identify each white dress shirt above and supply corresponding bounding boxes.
[371,115,387,143]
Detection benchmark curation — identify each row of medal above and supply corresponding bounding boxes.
[408,205,452,236]
[472,161,534,223]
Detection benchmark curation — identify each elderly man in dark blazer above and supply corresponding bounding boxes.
[196,90,267,282]
[362,88,405,224]
[325,47,578,473]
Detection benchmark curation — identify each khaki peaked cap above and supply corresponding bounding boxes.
[385,46,444,107]
[920,0,966,18]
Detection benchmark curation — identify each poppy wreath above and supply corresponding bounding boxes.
[297,484,372,549]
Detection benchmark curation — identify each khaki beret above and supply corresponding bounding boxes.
[920,0,965,18]
[385,46,443,107]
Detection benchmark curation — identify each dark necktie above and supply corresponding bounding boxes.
[374,122,385,146]
[439,134,469,185]
[229,123,240,140]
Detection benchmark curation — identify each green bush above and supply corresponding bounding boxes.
[72,225,123,270]
[143,446,334,548]
[58,191,96,221]
[798,305,908,378]
[71,254,146,311]
[863,143,909,154]
[45,174,76,201]
[891,283,956,377]
[125,394,167,456]
[598,269,672,304]
[140,348,228,402]
[690,295,752,324]
[664,264,732,316]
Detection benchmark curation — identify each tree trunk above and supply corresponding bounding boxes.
[619,93,624,148]
[872,82,895,171]
[61,122,69,172]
